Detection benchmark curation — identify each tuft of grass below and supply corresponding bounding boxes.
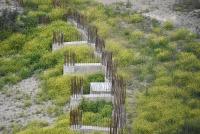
[163,21,174,30]
[148,35,169,49]
[130,30,144,43]
[129,13,144,23]
[16,116,75,134]
[23,99,32,108]
[170,28,197,41]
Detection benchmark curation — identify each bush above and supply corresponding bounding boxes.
[4,74,21,84]
[184,42,200,58]
[130,30,144,43]
[134,85,189,134]
[152,27,163,34]
[173,70,193,87]
[16,117,75,134]
[155,48,173,62]
[130,13,144,23]
[0,33,26,56]
[80,100,112,127]
[163,21,174,30]
[94,21,110,39]
[170,28,197,41]
[154,76,172,86]
[48,8,65,21]
[20,14,38,28]
[148,35,169,49]
[176,52,200,71]
[41,76,71,106]
[19,67,32,79]
[80,100,112,113]
[83,73,104,94]
[84,6,107,22]
[106,39,135,67]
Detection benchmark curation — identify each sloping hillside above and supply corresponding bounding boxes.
[97,0,200,34]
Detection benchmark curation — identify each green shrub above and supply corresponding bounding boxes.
[47,105,63,116]
[38,5,51,12]
[184,42,200,58]
[94,21,110,39]
[40,65,63,80]
[100,104,112,117]
[163,21,174,30]
[173,70,193,87]
[130,13,144,23]
[4,74,21,84]
[0,78,5,90]
[41,76,71,106]
[155,48,173,62]
[19,67,32,79]
[16,117,75,134]
[83,73,104,94]
[130,30,144,43]
[134,85,190,134]
[84,6,107,22]
[0,33,26,56]
[176,52,200,71]
[20,14,38,28]
[80,100,112,127]
[170,28,197,41]
[152,27,163,34]
[154,76,172,86]
[80,100,112,113]
[48,8,65,21]
[148,35,169,49]
[106,39,135,67]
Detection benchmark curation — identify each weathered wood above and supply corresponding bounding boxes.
[70,107,82,128]
[53,31,64,45]
[38,15,50,24]
[95,36,105,53]
[64,51,76,66]
[52,0,61,8]
[70,76,83,98]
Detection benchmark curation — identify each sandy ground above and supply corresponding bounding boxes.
[0,0,22,15]
[96,0,200,34]
[0,77,56,134]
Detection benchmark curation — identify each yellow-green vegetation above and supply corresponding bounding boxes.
[1,0,200,134]
[163,21,174,30]
[71,1,200,133]
[129,13,144,23]
[0,0,105,133]
[16,115,76,134]
[80,100,113,127]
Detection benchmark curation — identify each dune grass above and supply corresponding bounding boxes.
[1,0,200,134]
